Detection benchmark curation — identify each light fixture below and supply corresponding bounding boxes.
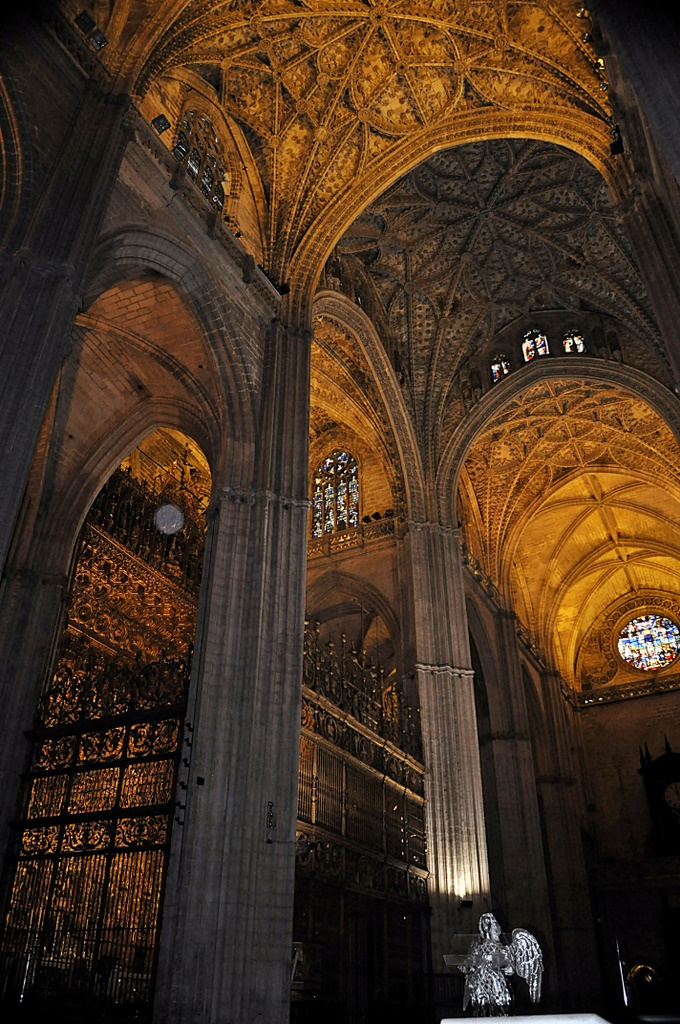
[88,29,108,50]
[152,114,171,134]
[75,11,108,50]
[154,503,185,535]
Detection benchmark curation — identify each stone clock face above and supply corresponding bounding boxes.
[664,782,680,813]
[154,503,185,535]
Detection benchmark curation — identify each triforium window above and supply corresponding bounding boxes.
[312,450,359,538]
[522,329,549,362]
[563,330,586,353]
[173,110,228,214]
[491,354,511,382]
[617,614,680,671]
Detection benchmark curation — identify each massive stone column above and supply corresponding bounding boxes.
[533,669,602,1010]
[0,80,131,576]
[154,322,311,1024]
[490,614,552,924]
[404,522,490,970]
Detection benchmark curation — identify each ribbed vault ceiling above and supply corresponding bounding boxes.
[86,0,618,279]
[459,378,680,689]
[338,137,661,454]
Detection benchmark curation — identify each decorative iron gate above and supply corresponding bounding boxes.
[0,651,190,1021]
[0,450,206,1022]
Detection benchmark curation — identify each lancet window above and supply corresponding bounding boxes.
[173,110,228,214]
[522,329,549,362]
[491,354,511,382]
[563,330,586,353]
[312,450,359,538]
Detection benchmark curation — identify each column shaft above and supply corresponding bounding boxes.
[154,323,311,1024]
[0,83,131,573]
[405,523,490,964]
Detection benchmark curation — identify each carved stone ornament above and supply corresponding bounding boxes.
[133,1,615,275]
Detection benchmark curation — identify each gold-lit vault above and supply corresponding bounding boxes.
[311,314,403,517]
[458,377,680,691]
[81,0,624,305]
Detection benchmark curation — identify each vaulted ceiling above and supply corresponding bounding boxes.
[76,0,624,296]
[337,137,662,456]
[459,378,680,690]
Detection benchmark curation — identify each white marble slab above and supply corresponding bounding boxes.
[442,1015,613,1024]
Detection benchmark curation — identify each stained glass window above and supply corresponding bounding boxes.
[173,110,228,214]
[312,451,359,538]
[491,354,511,382]
[617,615,680,671]
[522,329,550,362]
[563,330,586,354]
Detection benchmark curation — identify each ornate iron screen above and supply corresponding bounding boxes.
[0,651,190,1019]
[0,454,205,1022]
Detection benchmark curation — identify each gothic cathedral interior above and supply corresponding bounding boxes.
[0,2,679,1023]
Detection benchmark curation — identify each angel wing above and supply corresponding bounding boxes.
[510,928,543,1003]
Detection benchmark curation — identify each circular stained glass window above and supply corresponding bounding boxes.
[617,615,680,671]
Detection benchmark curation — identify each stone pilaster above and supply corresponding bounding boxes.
[154,322,311,1024]
[405,522,490,966]
[0,82,131,576]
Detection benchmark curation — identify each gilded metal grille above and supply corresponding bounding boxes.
[0,701,185,1019]
[0,437,205,1022]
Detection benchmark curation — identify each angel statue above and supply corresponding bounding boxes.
[458,912,543,1016]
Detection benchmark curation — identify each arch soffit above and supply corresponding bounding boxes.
[75,313,222,441]
[309,371,400,511]
[442,358,680,528]
[103,0,192,84]
[81,227,260,446]
[33,398,213,575]
[313,292,426,519]
[450,363,680,676]
[110,3,622,281]
[306,568,401,648]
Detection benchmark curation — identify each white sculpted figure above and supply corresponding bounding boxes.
[459,912,543,1016]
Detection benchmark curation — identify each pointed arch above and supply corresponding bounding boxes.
[313,292,426,520]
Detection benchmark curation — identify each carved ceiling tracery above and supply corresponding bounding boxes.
[459,378,680,689]
[93,0,617,282]
[338,138,662,459]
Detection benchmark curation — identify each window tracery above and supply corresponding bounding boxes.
[491,355,511,383]
[617,615,680,672]
[173,110,228,214]
[563,330,586,354]
[312,450,359,538]
[522,330,549,362]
